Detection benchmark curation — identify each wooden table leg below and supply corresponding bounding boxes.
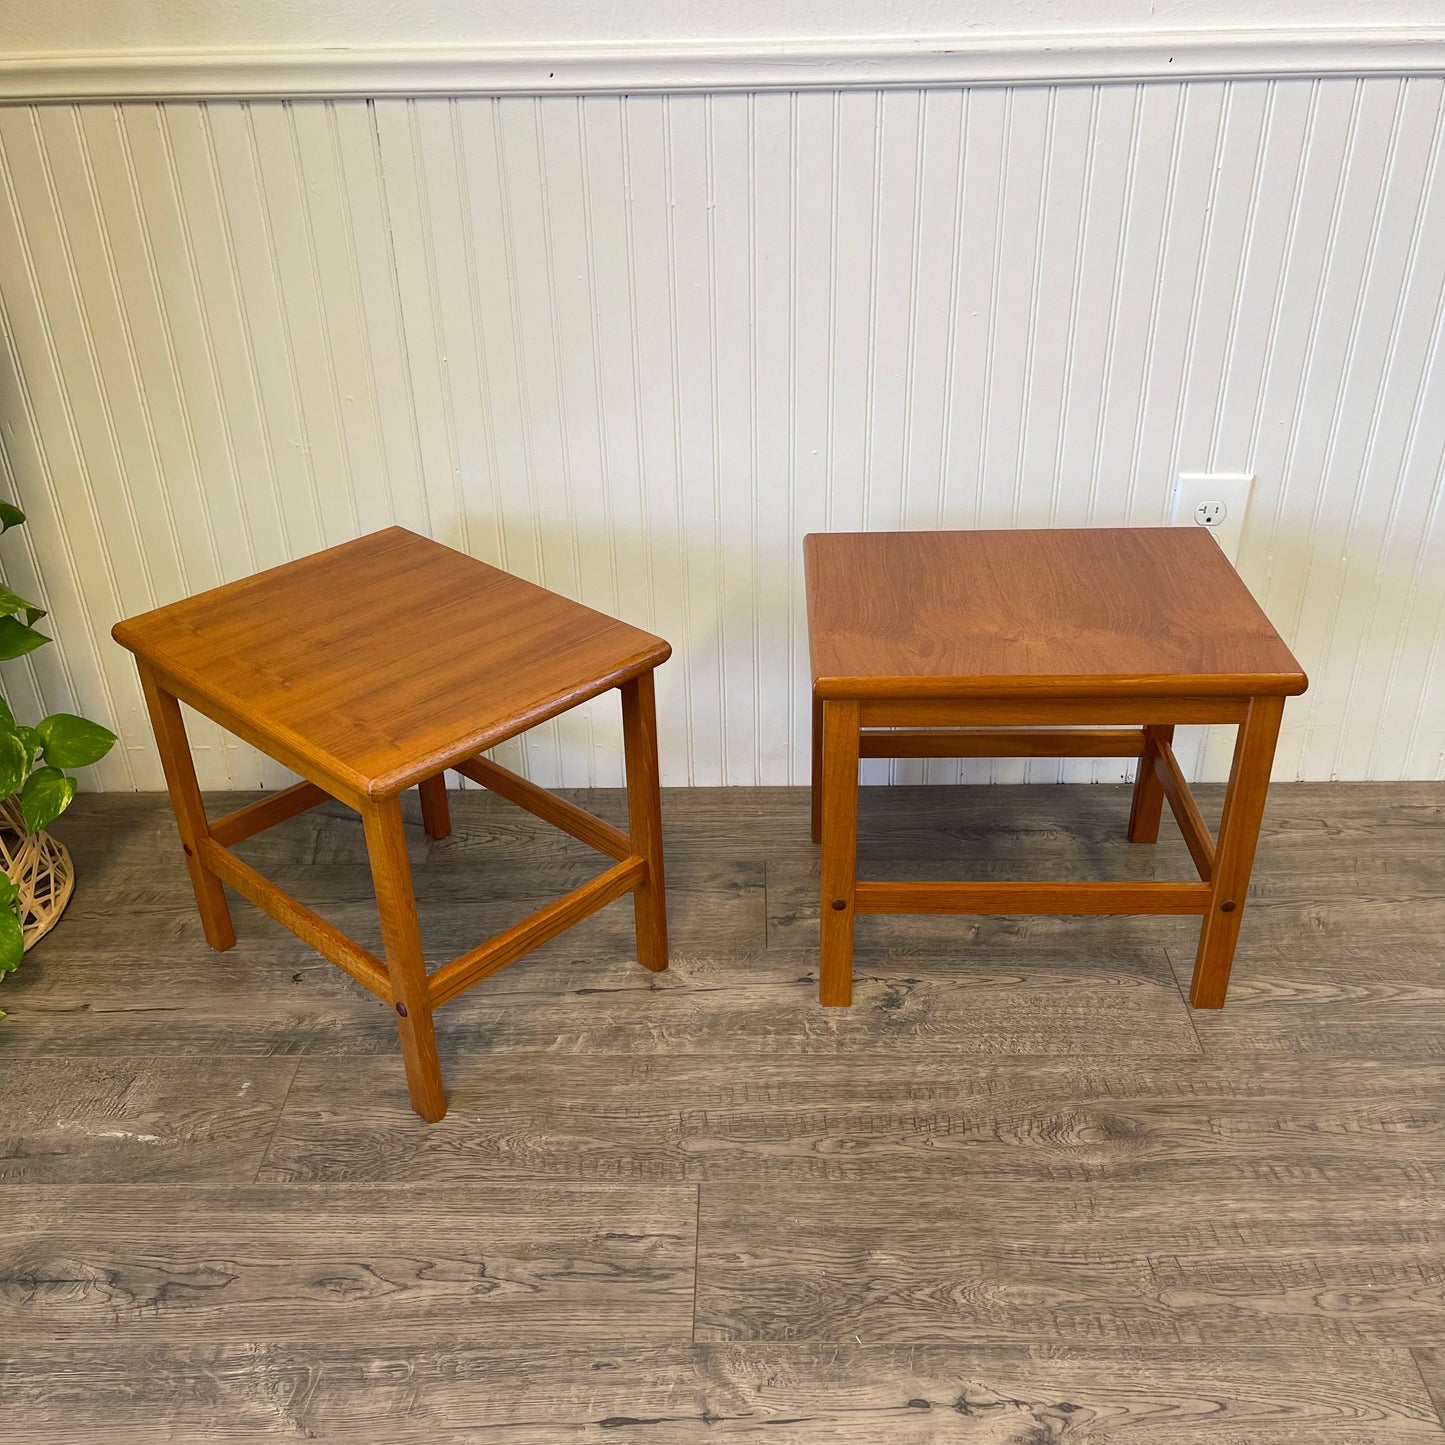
[622,670,669,973]
[810,691,823,845]
[1190,695,1284,1009]
[138,665,235,952]
[363,795,446,1121]
[1127,724,1174,844]
[819,698,861,1006]
[418,772,452,839]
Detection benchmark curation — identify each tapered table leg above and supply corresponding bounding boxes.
[1190,696,1284,1008]
[622,671,669,973]
[138,665,235,952]
[363,795,446,1121]
[1127,724,1174,844]
[418,772,452,839]
[819,699,861,1006]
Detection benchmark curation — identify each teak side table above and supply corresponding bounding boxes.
[804,527,1308,1011]
[113,527,672,1121]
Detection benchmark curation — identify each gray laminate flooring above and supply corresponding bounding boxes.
[2,782,1444,1442]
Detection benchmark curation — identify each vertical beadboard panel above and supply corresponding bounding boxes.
[784,93,832,789]
[748,92,794,787]
[1,78,1444,789]
[662,95,725,791]
[576,97,655,785]
[708,94,762,787]
[0,105,151,791]
[1350,85,1445,782]
[902,89,966,787]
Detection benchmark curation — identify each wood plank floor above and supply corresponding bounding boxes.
[2,781,1444,1442]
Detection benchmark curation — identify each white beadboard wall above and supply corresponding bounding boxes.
[1,77,1444,792]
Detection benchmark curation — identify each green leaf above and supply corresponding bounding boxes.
[0,586,43,623]
[0,908,22,973]
[0,729,26,799]
[0,616,50,661]
[36,713,117,769]
[20,766,75,833]
[16,725,40,771]
[0,875,17,909]
[0,501,25,534]
[0,697,13,730]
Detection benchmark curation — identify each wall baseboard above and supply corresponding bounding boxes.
[1,26,1442,104]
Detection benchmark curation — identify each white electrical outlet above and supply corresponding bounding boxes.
[1171,473,1254,565]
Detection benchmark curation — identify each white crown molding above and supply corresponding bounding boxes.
[0,26,1442,104]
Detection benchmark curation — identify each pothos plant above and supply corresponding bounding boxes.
[0,499,117,984]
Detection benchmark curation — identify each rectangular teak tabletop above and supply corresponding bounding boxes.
[113,526,671,801]
[804,525,1308,1016]
[805,527,1306,700]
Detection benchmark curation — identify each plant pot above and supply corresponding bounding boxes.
[0,793,75,949]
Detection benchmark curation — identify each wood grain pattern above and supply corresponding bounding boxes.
[696,1179,1445,1345]
[1,1341,1436,1443]
[805,528,1308,700]
[0,1058,298,1183]
[4,783,1445,1437]
[1171,943,1445,1058]
[112,527,672,799]
[1413,1350,1445,1433]
[0,1184,696,1346]
[0,943,1198,1063]
[256,1053,1445,1189]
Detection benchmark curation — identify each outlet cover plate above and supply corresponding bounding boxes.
[1171,472,1254,565]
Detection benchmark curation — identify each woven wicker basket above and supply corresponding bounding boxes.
[0,793,75,949]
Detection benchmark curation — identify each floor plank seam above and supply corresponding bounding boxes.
[762,858,770,951]
[252,1056,303,1183]
[1409,1348,1445,1435]
[691,1182,703,1344]
[1162,942,1208,1057]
